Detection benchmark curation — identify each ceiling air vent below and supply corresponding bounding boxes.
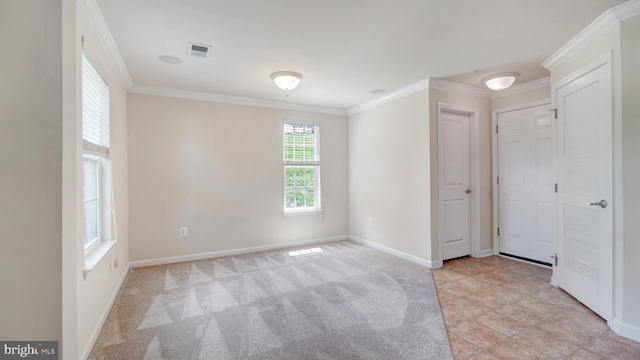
[187,42,212,58]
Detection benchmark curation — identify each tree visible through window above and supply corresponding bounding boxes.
[283,123,320,212]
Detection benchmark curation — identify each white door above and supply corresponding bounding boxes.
[497,104,553,264]
[439,111,471,260]
[555,56,613,320]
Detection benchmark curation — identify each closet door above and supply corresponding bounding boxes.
[439,110,471,260]
[554,54,613,320]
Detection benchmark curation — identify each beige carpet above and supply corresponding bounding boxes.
[89,240,453,359]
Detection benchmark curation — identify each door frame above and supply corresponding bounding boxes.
[491,99,551,257]
[437,103,481,260]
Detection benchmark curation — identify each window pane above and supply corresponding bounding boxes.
[306,187,315,207]
[83,159,97,200]
[84,198,99,246]
[285,169,295,187]
[304,168,314,184]
[284,145,293,160]
[83,157,99,246]
[294,169,305,186]
[285,188,295,208]
[295,188,305,207]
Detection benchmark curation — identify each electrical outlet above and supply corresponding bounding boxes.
[179,226,188,237]
[368,217,374,226]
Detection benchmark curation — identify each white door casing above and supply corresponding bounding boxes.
[553,53,613,321]
[438,107,472,260]
[496,103,554,264]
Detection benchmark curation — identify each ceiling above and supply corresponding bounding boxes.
[96,0,627,110]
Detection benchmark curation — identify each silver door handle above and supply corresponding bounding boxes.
[590,200,607,208]
[465,189,472,194]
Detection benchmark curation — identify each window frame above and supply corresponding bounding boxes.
[282,122,321,214]
[81,50,111,258]
[283,165,321,214]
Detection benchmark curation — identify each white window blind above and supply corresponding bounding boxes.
[82,52,110,153]
[283,123,319,165]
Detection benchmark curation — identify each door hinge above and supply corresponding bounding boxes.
[554,183,558,193]
[551,253,558,266]
[497,227,500,236]
[496,125,499,134]
[550,108,558,119]
[497,176,499,185]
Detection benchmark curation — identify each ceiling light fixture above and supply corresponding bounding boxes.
[158,55,182,65]
[483,72,520,91]
[271,71,303,91]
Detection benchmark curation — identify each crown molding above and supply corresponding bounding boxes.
[543,0,640,70]
[490,76,550,98]
[347,76,550,115]
[347,78,430,115]
[130,85,347,116]
[429,78,493,98]
[77,0,133,88]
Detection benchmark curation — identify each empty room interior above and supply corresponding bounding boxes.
[3,0,640,359]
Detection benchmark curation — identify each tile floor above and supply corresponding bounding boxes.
[432,255,640,359]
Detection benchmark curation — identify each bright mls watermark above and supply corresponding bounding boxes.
[1,342,57,359]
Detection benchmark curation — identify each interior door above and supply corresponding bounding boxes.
[497,104,553,264]
[555,57,613,320]
[439,111,471,260]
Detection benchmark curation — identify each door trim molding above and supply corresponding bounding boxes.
[611,318,640,342]
[437,103,481,260]
[491,99,551,256]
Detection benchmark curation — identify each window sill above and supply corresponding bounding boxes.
[83,240,116,280]
[283,209,322,216]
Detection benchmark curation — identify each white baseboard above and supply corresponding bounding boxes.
[349,235,440,269]
[476,249,494,258]
[129,235,349,268]
[81,262,130,360]
[611,318,640,342]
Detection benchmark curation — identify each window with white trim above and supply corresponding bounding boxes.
[283,123,321,213]
[82,52,110,250]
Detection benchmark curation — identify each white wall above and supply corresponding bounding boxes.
[0,0,63,342]
[348,90,432,263]
[61,0,80,357]
[73,8,131,359]
[620,14,640,333]
[429,89,493,259]
[128,93,348,262]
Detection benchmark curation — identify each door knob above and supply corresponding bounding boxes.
[590,200,607,208]
[465,189,472,194]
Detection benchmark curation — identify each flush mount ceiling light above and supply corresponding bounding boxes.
[271,71,303,91]
[483,72,520,91]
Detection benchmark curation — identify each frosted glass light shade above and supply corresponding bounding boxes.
[483,72,519,91]
[271,71,303,91]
